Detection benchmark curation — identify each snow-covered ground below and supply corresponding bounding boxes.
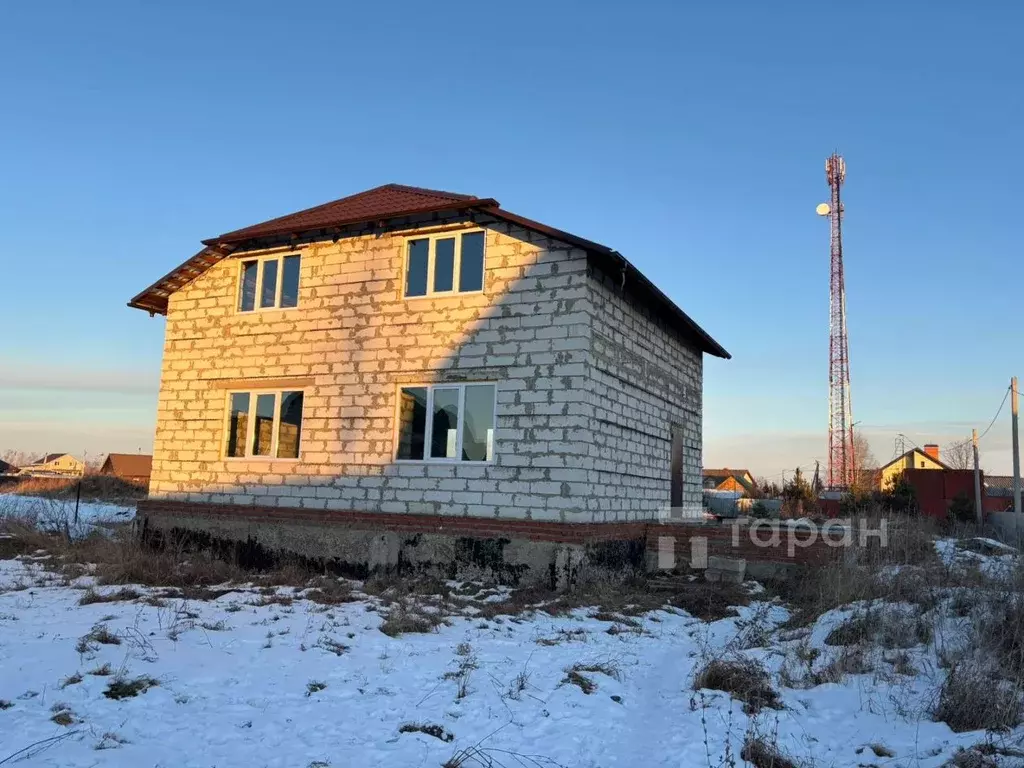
[2,539,1022,768]
[0,494,134,538]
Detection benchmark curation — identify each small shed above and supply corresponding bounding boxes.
[100,454,153,484]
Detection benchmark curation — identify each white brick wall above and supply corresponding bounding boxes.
[584,271,703,521]
[148,210,704,522]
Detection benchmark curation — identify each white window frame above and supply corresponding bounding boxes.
[237,253,301,313]
[393,382,497,464]
[402,229,486,299]
[223,388,304,461]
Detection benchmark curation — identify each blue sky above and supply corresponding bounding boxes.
[1,2,1021,476]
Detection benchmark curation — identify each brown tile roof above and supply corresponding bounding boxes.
[703,468,754,480]
[100,453,153,480]
[211,184,489,244]
[703,468,756,490]
[129,184,730,358]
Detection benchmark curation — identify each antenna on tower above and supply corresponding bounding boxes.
[817,153,855,491]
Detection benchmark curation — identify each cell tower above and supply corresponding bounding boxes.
[817,153,855,490]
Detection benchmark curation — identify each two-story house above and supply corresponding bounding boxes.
[19,453,85,478]
[131,184,728,582]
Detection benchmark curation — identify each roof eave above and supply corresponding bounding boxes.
[480,206,730,359]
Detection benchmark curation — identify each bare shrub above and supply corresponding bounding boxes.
[506,669,531,700]
[443,652,479,699]
[693,657,781,714]
[305,681,327,697]
[933,662,1022,732]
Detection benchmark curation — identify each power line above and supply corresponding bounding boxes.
[979,385,1011,441]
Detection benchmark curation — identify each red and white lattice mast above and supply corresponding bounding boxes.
[817,154,855,490]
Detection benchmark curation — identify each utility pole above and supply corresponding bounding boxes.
[972,428,982,524]
[1013,376,1021,516]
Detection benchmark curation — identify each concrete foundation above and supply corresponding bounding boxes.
[142,512,632,590]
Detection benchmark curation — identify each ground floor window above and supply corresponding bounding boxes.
[225,390,304,459]
[395,383,495,462]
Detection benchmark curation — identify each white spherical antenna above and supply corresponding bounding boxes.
[815,203,831,216]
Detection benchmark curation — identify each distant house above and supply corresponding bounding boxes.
[878,444,947,490]
[983,475,1019,513]
[19,453,85,478]
[985,475,1017,493]
[703,468,756,496]
[0,459,18,476]
[99,454,153,485]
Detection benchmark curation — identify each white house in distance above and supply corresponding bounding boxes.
[19,453,85,478]
[129,184,730,584]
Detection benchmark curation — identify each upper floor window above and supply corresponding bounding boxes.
[405,231,485,298]
[238,254,300,312]
[225,389,304,459]
[395,383,495,462]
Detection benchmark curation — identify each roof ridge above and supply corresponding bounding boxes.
[381,183,478,201]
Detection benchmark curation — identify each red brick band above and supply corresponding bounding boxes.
[139,500,836,563]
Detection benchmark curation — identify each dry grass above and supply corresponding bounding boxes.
[303,577,357,606]
[824,607,932,650]
[79,586,142,605]
[933,662,1023,733]
[60,672,83,688]
[0,522,348,602]
[741,736,800,768]
[567,661,621,682]
[103,675,159,700]
[76,624,121,653]
[0,474,146,503]
[472,573,746,623]
[379,601,445,637]
[562,669,597,694]
[399,722,454,742]
[50,703,77,727]
[693,657,781,714]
